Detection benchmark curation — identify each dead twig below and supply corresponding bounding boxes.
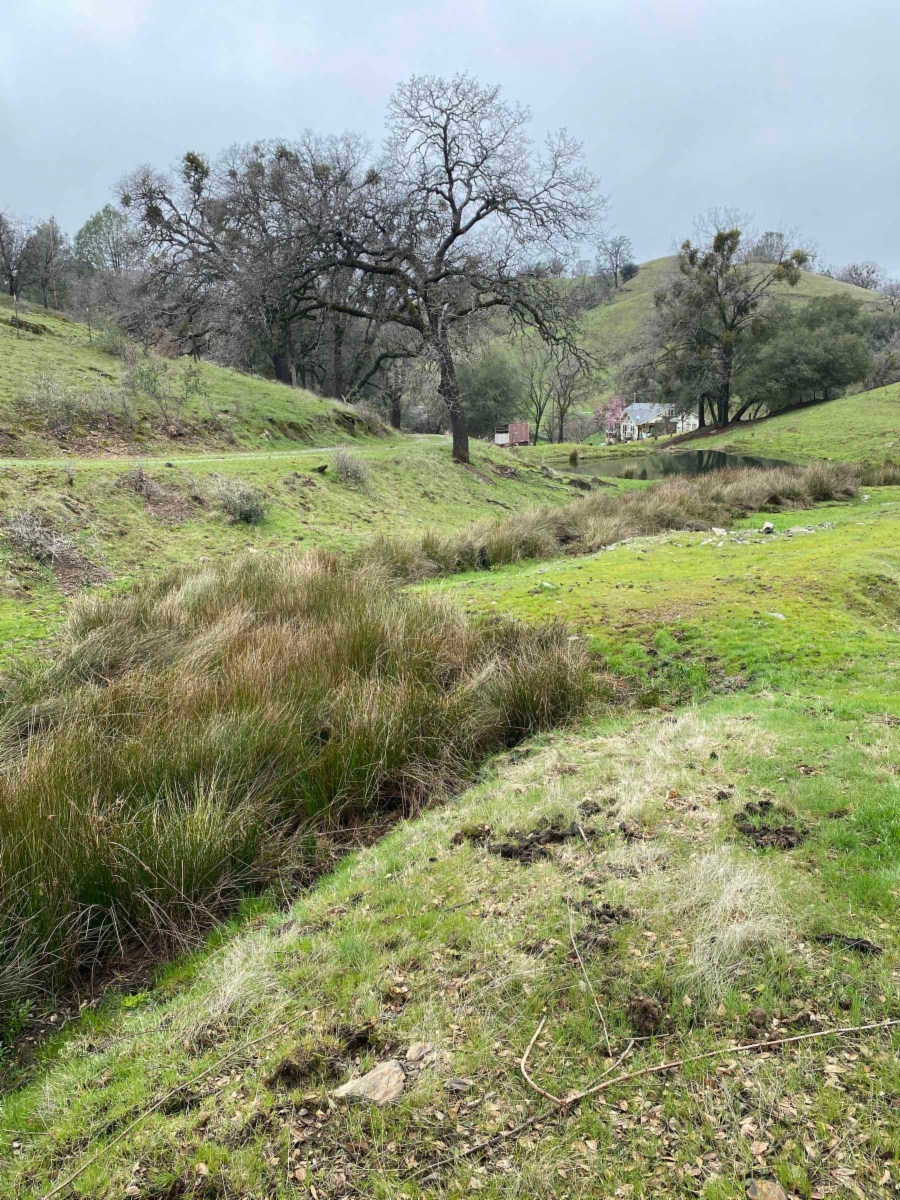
[567,899,612,1056]
[563,1016,900,1108]
[519,1016,564,1104]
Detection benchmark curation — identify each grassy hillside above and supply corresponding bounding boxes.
[0,294,379,454]
[0,439,584,660]
[579,256,883,356]
[683,383,900,463]
[3,487,898,1199]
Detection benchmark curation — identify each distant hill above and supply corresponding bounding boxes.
[0,294,383,456]
[681,382,900,463]
[578,256,883,359]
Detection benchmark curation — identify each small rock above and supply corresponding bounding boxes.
[444,1076,474,1092]
[711,527,727,536]
[766,612,786,620]
[405,1041,433,1063]
[334,1059,406,1105]
[747,1183,788,1200]
[761,521,775,534]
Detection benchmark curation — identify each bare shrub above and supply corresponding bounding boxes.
[214,478,268,524]
[333,448,369,486]
[118,464,165,499]
[4,509,74,565]
[94,319,130,359]
[19,374,94,437]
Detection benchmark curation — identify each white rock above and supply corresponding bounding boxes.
[766,612,786,620]
[711,527,728,536]
[334,1059,406,1105]
[761,522,775,534]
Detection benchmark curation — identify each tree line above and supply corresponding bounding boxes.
[3,78,899,451]
[618,212,900,433]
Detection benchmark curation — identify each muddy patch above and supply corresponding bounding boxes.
[733,800,807,849]
[814,933,883,955]
[572,901,632,952]
[450,823,493,847]
[267,1047,345,1090]
[486,814,592,863]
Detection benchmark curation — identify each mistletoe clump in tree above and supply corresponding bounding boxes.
[633,213,809,429]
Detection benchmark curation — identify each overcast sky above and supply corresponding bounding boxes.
[1,0,898,272]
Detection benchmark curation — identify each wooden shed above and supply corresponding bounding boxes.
[494,421,530,447]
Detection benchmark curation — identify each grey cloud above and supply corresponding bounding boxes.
[1,0,897,270]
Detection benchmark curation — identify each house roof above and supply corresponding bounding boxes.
[622,403,670,426]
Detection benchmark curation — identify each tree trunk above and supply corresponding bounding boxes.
[390,390,402,430]
[433,330,469,463]
[272,352,292,385]
[717,354,734,426]
[333,321,345,400]
[697,398,706,428]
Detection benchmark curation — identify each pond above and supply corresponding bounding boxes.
[571,450,792,481]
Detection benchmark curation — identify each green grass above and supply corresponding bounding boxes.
[2,491,899,1198]
[0,294,379,454]
[684,383,900,464]
[578,256,882,358]
[0,440,577,661]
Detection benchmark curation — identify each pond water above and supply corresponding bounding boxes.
[571,450,792,481]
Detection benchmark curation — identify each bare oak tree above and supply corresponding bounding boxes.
[316,73,604,461]
[834,261,883,291]
[595,231,633,288]
[0,211,35,299]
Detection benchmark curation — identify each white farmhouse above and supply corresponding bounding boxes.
[619,403,699,442]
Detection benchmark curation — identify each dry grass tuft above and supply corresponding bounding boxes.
[0,552,593,1024]
[357,463,860,581]
[664,848,790,998]
[175,935,287,1048]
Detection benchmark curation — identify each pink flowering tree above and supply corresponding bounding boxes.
[599,395,626,436]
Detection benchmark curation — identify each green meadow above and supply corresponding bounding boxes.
[0,286,899,1200]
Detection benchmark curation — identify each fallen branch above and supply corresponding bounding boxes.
[557,1016,900,1108]
[567,900,612,1056]
[420,1016,900,1181]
